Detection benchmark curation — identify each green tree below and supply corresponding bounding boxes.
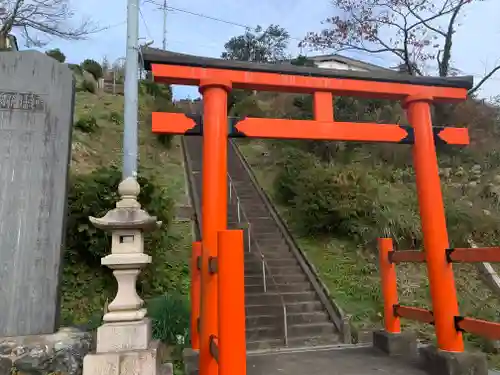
[290,55,315,67]
[45,48,66,63]
[221,24,290,63]
[81,59,103,80]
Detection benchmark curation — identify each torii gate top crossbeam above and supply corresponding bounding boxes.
[142,48,473,102]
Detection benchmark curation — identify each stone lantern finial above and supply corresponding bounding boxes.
[116,177,141,209]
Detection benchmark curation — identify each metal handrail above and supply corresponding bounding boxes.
[228,173,289,346]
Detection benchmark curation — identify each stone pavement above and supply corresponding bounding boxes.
[247,345,426,375]
[185,344,500,375]
[246,345,500,375]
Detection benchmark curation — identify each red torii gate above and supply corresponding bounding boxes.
[143,49,473,375]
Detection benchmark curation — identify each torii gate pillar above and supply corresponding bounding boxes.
[198,79,232,375]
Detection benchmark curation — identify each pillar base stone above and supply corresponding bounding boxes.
[182,348,199,375]
[419,345,488,375]
[373,330,418,358]
[96,319,152,353]
[83,340,164,375]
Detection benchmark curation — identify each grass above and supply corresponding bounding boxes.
[61,91,192,333]
[237,138,500,369]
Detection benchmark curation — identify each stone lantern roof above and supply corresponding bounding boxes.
[89,177,162,232]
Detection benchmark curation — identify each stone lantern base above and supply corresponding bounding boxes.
[83,339,170,375]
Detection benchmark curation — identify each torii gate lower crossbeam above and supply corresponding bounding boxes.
[143,48,474,375]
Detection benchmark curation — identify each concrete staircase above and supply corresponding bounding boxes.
[182,136,343,351]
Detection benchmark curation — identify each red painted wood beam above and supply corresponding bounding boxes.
[394,305,434,324]
[236,118,408,142]
[455,317,500,340]
[447,247,500,263]
[152,112,197,134]
[389,250,426,263]
[438,127,469,145]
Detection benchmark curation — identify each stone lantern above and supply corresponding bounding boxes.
[82,177,167,375]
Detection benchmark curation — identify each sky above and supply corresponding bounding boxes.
[26,0,500,100]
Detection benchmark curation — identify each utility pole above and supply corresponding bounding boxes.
[123,0,140,179]
[162,0,167,49]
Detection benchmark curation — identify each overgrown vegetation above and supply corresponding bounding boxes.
[144,81,180,149]
[80,76,97,94]
[148,294,191,374]
[46,48,66,63]
[74,114,98,133]
[109,110,123,125]
[81,59,103,80]
[65,166,172,266]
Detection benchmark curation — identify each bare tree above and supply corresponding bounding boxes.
[303,0,499,95]
[0,0,96,49]
[112,57,126,83]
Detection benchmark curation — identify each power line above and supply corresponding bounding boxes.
[143,0,255,30]
[94,20,128,33]
[141,0,168,48]
[141,0,357,58]
[141,0,309,46]
[148,2,355,57]
[162,0,167,49]
[138,6,153,40]
[162,5,306,44]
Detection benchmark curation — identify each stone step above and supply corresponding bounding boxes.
[248,254,296,263]
[245,274,308,285]
[245,218,278,226]
[236,197,264,205]
[244,247,294,259]
[249,227,282,236]
[246,291,317,305]
[253,235,285,243]
[253,242,288,251]
[251,231,284,239]
[246,301,324,316]
[246,334,341,351]
[246,311,329,328]
[252,229,282,236]
[240,208,269,216]
[232,185,258,194]
[245,265,304,276]
[245,282,312,294]
[235,192,261,199]
[246,322,336,340]
[245,258,298,268]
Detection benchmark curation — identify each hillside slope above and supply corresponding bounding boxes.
[60,90,191,329]
[233,94,500,367]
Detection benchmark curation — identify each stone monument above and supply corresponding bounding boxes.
[0,51,74,336]
[82,177,169,375]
